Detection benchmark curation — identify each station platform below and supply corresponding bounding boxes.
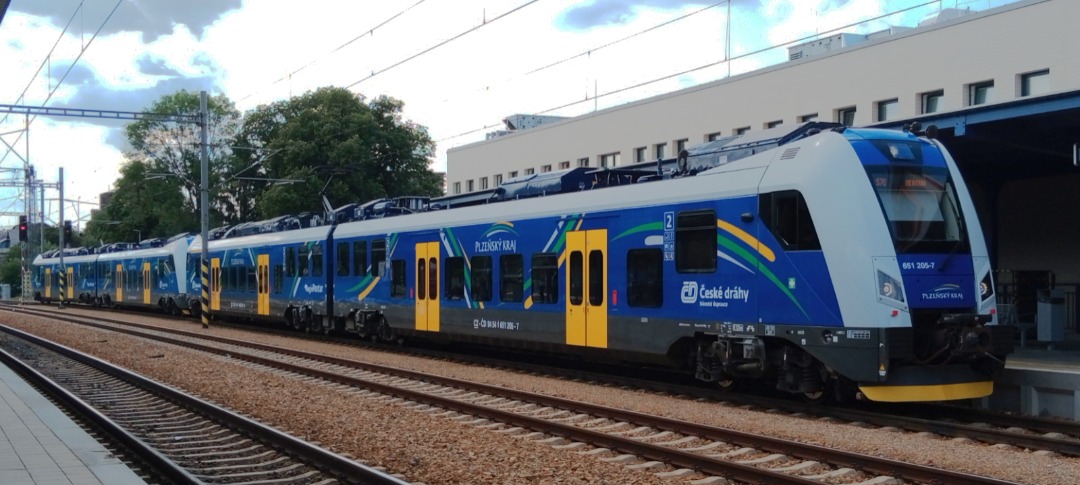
[980,334,1080,421]
[0,362,145,485]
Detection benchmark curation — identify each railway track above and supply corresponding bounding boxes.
[0,322,411,485]
[36,303,1080,456]
[4,306,1024,485]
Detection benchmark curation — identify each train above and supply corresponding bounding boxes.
[32,122,1014,403]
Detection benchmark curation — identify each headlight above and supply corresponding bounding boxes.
[980,273,994,300]
[878,271,905,302]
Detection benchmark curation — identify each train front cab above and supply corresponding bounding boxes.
[845,130,1013,402]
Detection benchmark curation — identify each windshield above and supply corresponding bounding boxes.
[866,165,967,253]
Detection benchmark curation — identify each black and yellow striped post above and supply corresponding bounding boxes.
[57,271,66,308]
[201,258,210,328]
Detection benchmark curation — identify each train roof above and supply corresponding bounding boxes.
[190,224,333,253]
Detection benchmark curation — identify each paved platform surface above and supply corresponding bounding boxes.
[0,362,145,485]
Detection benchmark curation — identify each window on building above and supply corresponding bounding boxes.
[531,253,559,304]
[969,80,994,106]
[337,242,350,276]
[353,241,367,276]
[479,177,488,190]
[760,190,821,251]
[558,161,570,169]
[445,257,465,300]
[466,179,474,192]
[509,170,518,178]
[372,239,386,277]
[494,174,503,185]
[627,249,663,308]
[542,164,552,172]
[578,157,589,167]
[471,256,492,301]
[920,90,944,114]
[525,168,535,175]
[390,259,405,297]
[837,107,856,126]
[676,139,688,154]
[706,132,723,141]
[635,147,647,163]
[600,152,620,168]
[735,126,751,135]
[452,182,461,195]
[799,113,819,122]
[765,120,783,129]
[876,99,899,122]
[1020,69,1049,97]
[500,254,524,302]
[676,210,717,273]
[654,143,667,160]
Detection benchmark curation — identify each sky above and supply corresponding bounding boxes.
[0,0,1014,229]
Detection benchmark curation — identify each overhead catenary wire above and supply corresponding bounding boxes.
[238,0,431,103]
[435,0,941,145]
[0,0,125,167]
[345,0,542,89]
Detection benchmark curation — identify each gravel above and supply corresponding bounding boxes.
[3,309,1077,485]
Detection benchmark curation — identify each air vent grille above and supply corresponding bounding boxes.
[780,147,801,160]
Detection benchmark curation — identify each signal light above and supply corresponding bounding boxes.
[63,221,73,240]
[18,215,28,242]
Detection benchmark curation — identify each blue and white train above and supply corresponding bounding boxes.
[33,123,1014,402]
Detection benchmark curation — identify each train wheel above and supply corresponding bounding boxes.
[800,364,834,404]
[377,317,396,343]
[716,375,741,392]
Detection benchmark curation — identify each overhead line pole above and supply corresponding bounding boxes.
[199,92,210,329]
[0,100,207,320]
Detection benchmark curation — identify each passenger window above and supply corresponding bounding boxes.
[337,242,350,276]
[312,244,324,277]
[285,247,296,277]
[531,253,559,304]
[373,240,387,277]
[247,266,257,292]
[500,254,524,302]
[390,259,406,297]
[299,245,310,276]
[445,257,465,300]
[569,252,583,305]
[353,241,367,277]
[588,250,604,306]
[471,256,492,302]
[627,249,663,308]
[760,190,821,251]
[676,210,717,273]
[273,265,283,293]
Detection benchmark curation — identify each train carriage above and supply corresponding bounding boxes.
[32,249,98,304]
[188,225,334,327]
[30,123,1011,403]
[94,237,192,313]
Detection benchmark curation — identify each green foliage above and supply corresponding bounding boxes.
[88,87,443,245]
[234,87,443,219]
[90,90,242,242]
[0,246,24,296]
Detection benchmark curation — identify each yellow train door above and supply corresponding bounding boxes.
[257,254,270,315]
[142,262,151,304]
[210,258,221,311]
[116,264,123,302]
[45,268,51,299]
[414,241,440,332]
[565,229,608,348]
[66,266,74,300]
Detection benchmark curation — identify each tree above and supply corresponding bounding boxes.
[232,87,443,219]
[109,90,242,234]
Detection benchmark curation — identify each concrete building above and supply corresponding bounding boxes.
[447,0,1080,328]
